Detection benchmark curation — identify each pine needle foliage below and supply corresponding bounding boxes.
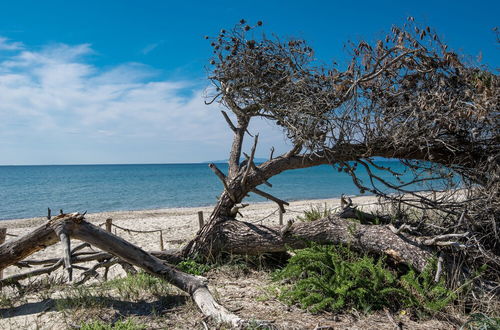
[461,313,500,330]
[273,244,404,313]
[273,244,455,314]
[399,258,457,312]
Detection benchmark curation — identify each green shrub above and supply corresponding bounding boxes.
[461,313,500,330]
[297,204,332,222]
[273,244,456,315]
[399,258,457,313]
[273,244,404,313]
[177,259,212,275]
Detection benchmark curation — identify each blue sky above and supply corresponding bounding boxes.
[0,0,498,165]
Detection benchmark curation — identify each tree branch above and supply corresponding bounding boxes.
[250,188,289,213]
[241,134,259,188]
[220,110,237,132]
[208,163,236,202]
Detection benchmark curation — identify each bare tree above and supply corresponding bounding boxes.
[183,18,498,283]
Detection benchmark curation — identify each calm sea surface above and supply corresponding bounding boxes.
[0,162,411,220]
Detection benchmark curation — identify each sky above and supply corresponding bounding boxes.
[0,0,498,165]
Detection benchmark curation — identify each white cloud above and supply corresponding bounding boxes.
[0,37,289,164]
[0,37,23,51]
[141,41,163,55]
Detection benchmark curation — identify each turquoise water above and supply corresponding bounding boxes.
[0,162,411,220]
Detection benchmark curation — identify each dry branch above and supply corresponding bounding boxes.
[251,188,289,213]
[241,134,259,188]
[208,163,236,202]
[0,214,247,326]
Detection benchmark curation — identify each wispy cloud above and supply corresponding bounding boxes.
[0,37,23,51]
[141,41,164,55]
[0,37,288,164]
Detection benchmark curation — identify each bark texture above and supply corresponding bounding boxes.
[216,216,433,272]
[0,222,58,270]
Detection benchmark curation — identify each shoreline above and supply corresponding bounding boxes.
[0,194,373,227]
[0,195,381,279]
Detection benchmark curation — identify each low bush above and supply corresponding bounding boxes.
[461,313,500,330]
[177,259,212,276]
[273,244,456,315]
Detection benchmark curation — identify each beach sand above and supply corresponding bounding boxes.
[1,195,380,279]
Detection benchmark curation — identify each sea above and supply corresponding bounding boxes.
[0,161,418,220]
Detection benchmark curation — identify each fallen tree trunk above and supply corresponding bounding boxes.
[0,214,245,327]
[0,222,59,270]
[0,212,437,324]
[214,216,434,272]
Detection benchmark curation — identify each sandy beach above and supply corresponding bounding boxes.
[1,195,380,279]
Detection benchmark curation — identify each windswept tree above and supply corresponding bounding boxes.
[183,18,499,283]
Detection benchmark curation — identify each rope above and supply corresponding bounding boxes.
[109,223,163,234]
[247,208,279,224]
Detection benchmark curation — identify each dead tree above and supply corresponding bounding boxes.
[184,19,498,282]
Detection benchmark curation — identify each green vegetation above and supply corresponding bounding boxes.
[80,319,146,330]
[399,259,457,313]
[104,272,173,300]
[177,259,212,275]
[273,244,456,315]
[462,313,500,330]
[297,204,333,222]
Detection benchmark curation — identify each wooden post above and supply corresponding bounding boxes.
[198,211,204,229]
[106,218,113,233]
[0,228,6,279]
[159,231,164,251]
[279,208,283,225]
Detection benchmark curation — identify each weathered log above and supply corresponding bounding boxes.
[54,216,245,326]
[0,214,245,327]
[215,216,433,272]
[0,222,59,270]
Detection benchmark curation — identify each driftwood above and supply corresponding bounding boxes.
[0,213,246,327]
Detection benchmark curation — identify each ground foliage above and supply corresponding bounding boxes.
[80,319,146,330]
[177,258,213,276]
[461,313,500,330]
[297,203,334,222]
[273,244,457,316]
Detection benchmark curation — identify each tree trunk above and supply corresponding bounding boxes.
[0,222,59,270]
[199,216,434,272]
